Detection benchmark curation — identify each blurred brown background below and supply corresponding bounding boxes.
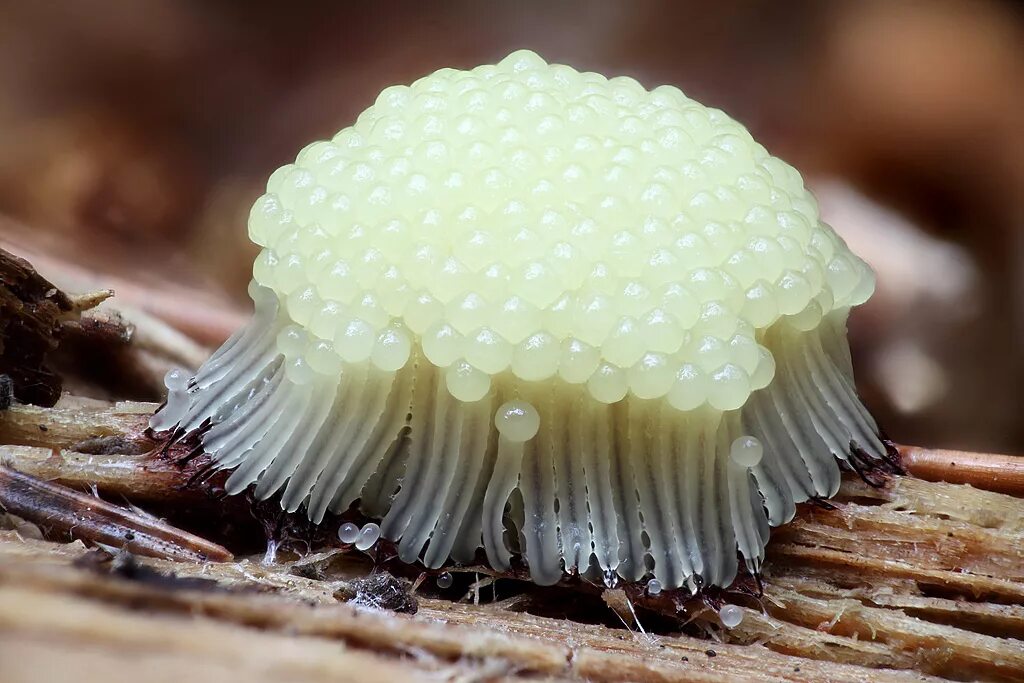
[0,0,1020,453]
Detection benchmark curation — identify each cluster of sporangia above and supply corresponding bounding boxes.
[154,52,884,615]
[247,50,874,424]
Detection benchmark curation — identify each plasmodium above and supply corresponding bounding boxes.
[152,50,885,591]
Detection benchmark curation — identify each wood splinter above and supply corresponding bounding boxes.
[897,444,1024,496]
[0,464,231,563]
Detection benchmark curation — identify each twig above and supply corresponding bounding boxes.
[897,444,1024,496]
[0,464,231,562]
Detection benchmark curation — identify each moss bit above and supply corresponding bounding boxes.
[152,50,886,591]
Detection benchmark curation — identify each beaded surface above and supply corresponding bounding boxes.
[153,50,887,591]
[248,49,874,410]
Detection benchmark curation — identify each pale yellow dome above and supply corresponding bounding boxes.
[247,49,874,410]
[151,50,889,593]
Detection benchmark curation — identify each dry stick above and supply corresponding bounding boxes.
[0,445,217,505]
[897,444,1024,496]
[0,464,232,563]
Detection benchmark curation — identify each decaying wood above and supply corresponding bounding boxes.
[0,242,216,405]
[0,246,73,406]
[1,398,1023,681]
[0,536,949,683]
[1,222,246,347]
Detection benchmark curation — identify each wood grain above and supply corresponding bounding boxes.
[1,398,1022,682]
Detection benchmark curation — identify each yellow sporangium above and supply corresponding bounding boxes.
[152,49,886,592]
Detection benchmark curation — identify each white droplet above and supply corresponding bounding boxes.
[436,571,454,589]
[494,400,540,442]
[164,368,188,391]
[338,522,359,544]
[355,522,381,550]
[151,368,190,431]
[719,604,744,628]
[730,435,763,468]
[647,578,662,595]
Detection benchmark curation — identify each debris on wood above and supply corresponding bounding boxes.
[0,247,74,406]
[0,245,211,406]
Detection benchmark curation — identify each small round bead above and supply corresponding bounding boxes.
[492,295,541,344]
[639,308,685,354]
[698,300,738,338]
[422,323,464,367]
[730,436,763,468]
[287,286,321,326]
[694,335,731,372]
[446,360,492,402]
[658,283,700,328]
[495,400,541,442]
[371,326,412,371]
[776,270,811,315]
[248,194,284,247]
[163,368,188,392]
[277,325,308,358]
[352,291,390,330]
[447,291,490,334]
[603,317,646,368]
[719,604,744,628]
[741,280,779,328]
[628,353,675,399]
[728,332,761,374]
[573,292,617,346]
[318,259,359,303]
[275,253,307,295]
[667,363,706,411]
[306,340,344,376]
[337,522,360,544]
[464,327,512,374]
[558,338,601,384]
[749,346,776,390]
[404,293,444,335]
[706,363,750,411]
[355,523,381,550]
[787,299,823,332]
[511,332,560,381]
[826,253,859,303]
[587,362,628,404]
[252,249,279,288]
[848,264,876,306]
[284,357,317,385]
[334,318,376,362]
[309,301,346,341]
